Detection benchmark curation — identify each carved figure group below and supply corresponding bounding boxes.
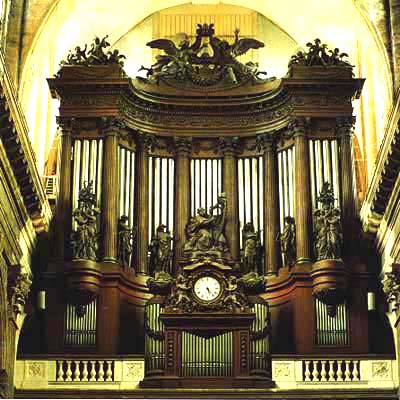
[117,215,136,268]
[183,193,230,261]
[149,225,174,275]
[60,36,126,68]
[313,182,343,261]
[276,216,296,267]
[242,222,262,273]
[288,38,352,68]
[70,181,100,261]
[140,23,268,86]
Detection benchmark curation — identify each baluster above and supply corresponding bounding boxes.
[320,360,327,382]
[98,361,105,381]
[337,361,344,381]
[352,361,360,381]
[73,361,80,381]
[57,361,64,382]
[328,360,335,381]
[304,361,311,381]
[65,361,72,381]
[89,361,96,382]
[344,360,351,381]
[105,361,113,381]
[312,360,319,381]
[81,361,88,382]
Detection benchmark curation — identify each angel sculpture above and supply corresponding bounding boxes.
[141,33,200,82]
[210,28,265,83]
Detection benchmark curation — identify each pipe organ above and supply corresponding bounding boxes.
[43,26,376,388]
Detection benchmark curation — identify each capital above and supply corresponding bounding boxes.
[136,132,155,153]
[174,137,192,156]
[288,117,309,138]
[101,116,125,136]
[256,133,276,152]
[336,116,355,138]
[218,137,240,156]
[56,116,76,135]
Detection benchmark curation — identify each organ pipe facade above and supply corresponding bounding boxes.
[42,30,379,380]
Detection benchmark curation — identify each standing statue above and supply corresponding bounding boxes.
[148,224,174,276]
[70,181,100,261]
[242,222,262,273]
[182,193,230,261]
[117,215,136,268]
[276,216,296,267]
[313,182,343,260]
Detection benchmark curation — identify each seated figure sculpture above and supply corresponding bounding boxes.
[182,193,231,261]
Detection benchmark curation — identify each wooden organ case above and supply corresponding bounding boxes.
[43,25,375,390]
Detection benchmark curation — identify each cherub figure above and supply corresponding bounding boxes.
[170,275,192,311]
[223,276,247,311]
[107,49,126,67]
[87,36,110,64]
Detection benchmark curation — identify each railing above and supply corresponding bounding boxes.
[303,359,360,382]
[15,358,144,390]
[56,360,114,382]
[15,356,398,393]
[272,357,398,390]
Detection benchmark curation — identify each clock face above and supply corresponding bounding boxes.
[193,276,222,303]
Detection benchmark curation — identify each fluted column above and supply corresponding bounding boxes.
[54,117,75,263]
[220,137,240,261]
[173,137,192,273]
[292,119,312,264]
[337,117,357,251]
[257,134,280,274]
[101,117,124,262]
[135,133,152,274]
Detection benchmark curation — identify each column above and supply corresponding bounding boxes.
[135,133,152,274]
[54,117,75,263]
[292,118,312,264]
[101,117,123,262]
[220,137,240,261]
[173,137,192,272]
[257,134,279,274]
[336,117,356,251]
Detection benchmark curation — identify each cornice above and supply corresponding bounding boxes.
[0,49,51,233]
[361,87,400,239]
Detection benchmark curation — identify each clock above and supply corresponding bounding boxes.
[193,276,222,303]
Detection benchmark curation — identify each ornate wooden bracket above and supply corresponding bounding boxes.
[7,265,32,318]
[383,264,400,312]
